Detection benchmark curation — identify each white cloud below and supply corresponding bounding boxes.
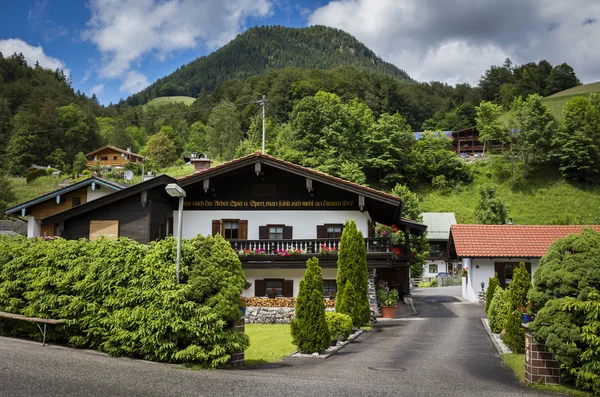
[308,0,600,85]
[90,84,105,95]
[81,69,91,84]
[83,0,273,91]
[0,38,70,76]
[119,71,150,93]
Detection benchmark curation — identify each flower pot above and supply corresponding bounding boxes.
[521,313,531,323]
[380,305,397,319]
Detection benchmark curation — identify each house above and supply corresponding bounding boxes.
[39,152,426,297]
[421,212,457,278]
[86,146,144,169]
[451,126,505,156]
[448,224,600,302]
[3,176,126,238]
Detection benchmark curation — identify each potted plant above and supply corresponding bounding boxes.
[243,280,252,291]
[328,291,335,301]
[517,303,534,323]
[376,286,399,318]
[266,288,278,299]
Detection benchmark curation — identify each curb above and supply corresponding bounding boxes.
[291,329,365,359]
[481,318,512,355]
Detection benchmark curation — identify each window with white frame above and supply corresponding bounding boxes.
[429,264,438,274]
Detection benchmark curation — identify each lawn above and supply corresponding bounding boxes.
[501,354,594,397]
[8,175,66,207]
[145,96,196,108]
[244,324,296,365]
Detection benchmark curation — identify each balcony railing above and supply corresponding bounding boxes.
[229,237,396,255]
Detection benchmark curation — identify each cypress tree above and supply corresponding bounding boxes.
[508,262,532,309]
[485,276,500,315]
[503,309,525,353]
[291,257,330,353]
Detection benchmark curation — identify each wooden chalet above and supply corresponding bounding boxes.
[86,146,144,168]
[38,152,426,297]
[451,126,505,155]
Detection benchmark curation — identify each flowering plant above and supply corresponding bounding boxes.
[376,286,399,306]
[320,244,338,255]
[460,267,468,277]
[516,306,532,315]
[237,248,265,256]
[243,280,252,290]
[374,223,405,245]
[392,247,401,259]
[275,248,305,257]
[266,288,278,298]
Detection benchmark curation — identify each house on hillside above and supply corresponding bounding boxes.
[3,176,126,238]
[448,224,600,302]
[451,126,505,156]
[86,146,144,169]
[421,212,457,278]
[38,152,426,297]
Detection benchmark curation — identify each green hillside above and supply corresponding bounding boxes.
[122,25,411,106]
[540,81,600,120]
[420,157,600,225]
[145,96,196,108]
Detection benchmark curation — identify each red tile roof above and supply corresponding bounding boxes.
[450,224,600,258]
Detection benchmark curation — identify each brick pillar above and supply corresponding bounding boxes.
[524,324,560,384]
[231,318,245,368]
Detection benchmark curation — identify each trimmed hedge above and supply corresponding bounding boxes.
[0,235,248,368]
[488,287,509,333]
[485,277,500,315]
[325,312,353,341]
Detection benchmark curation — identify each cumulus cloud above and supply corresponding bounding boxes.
[90,84,105,96]
[0,38,69,75]
[119,71,150,93]
[308,0,600,85]
[83,0,272,90]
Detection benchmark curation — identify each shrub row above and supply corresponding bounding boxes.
[0,235,248,368]
[240,297,335,308]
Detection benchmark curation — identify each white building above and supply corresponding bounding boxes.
[421,212,457,278]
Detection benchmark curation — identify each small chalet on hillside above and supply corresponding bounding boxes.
[86,146,144,168]
[421,212,457,277]
[449,224,600,302]
[38,152,426,297]
[4,176,126,238]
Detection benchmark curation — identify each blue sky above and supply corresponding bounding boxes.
[1,0,599,106]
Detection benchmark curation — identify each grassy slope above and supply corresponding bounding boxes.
[244,324,295,365]
[419,157,600,225]
[145,96,195,108]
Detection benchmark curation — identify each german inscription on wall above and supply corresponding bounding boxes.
[184,199,356,210]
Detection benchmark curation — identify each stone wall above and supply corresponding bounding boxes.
[245,307,335,324]
[524,325,560,384]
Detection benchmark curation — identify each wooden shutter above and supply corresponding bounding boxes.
[495,263,506,289]
[317,225,326,238]
[212,220,221,236]
[282,280,294,297]
[283,226,293,239]
[238,220,248,240]
[259,226,269,240]
[254,279,266,297]
[368,219,374,238]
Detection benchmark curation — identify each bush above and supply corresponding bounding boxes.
[507,262,531,309]
[291,257,330,353]
[26,169,47,183]
[488,288,510,333]
[430,278,438,287]
[103,172,114,180]
[503,309,525,353]
[485,277,500,315]
[0,235,248,367]
[45,167,56,176]
[325,312,353,341]
[81,170,91,176]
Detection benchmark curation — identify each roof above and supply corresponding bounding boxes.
[4,176,126,216]
[413,131,453,140]
[86,145,144,159]
[178,151,402,206]
[41,174,176,225]
[421,212,456,240]
[449,224,600,258]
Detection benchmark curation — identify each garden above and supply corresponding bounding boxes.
[484,228,600,396]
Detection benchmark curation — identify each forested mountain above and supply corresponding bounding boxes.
[122,25,412,106]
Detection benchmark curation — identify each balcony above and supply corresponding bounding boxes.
[229,238,411,269]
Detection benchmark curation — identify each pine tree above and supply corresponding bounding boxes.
[485,277,500,315]
[508,262,532,309]
[291,257,330,353]
[503,309,525,353]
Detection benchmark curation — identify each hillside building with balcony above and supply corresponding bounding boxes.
[86,146,144,169]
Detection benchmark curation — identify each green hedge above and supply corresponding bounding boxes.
[488,287,509,333]
[0,235,248,367]
[325,312,353,341]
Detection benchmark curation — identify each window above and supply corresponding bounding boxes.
[326,224,343,238]
[72,197,81,207]
[265,279,283,297]
[323,280,337,297]
[101,156,108,161]
[429,264,438,274]
[113,156,118,160]
[269,226,284,240]
[495,262,532,289]
[223,221,239,239]
[429,243,441,253]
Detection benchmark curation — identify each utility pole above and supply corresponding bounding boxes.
[261,95,266,154]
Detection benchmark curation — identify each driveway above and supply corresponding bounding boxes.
[0,287,550,397]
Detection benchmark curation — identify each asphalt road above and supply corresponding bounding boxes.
[0,286,551,397]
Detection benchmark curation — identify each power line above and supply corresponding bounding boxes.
[14,100,259,136]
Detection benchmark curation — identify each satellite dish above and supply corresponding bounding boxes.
[124,170,134,181]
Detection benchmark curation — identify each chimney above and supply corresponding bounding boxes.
[191,158,212,173]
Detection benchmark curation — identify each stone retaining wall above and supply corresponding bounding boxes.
[245,307,335,324]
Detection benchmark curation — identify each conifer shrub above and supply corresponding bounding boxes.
[335,220,370,327]
[507,262,531,309]
[485,276,500,315]
[0,234,248,368]
[291,257,330,353]
[488,287,510,333]
[325,312,353,341]
[503,309,525,353]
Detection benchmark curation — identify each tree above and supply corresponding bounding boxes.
[335,220,370,326]
[47,148,68,171]
[72,152,88,177]
[57,103,95,160]
[205,101,243,160]
[545,63,581,95]
[554,94,600,183]
[290,257,330,353]
[476,101,508,156]
[485,276,500,315]
[0,173,16,211]
[507,262,532,309]
[184,121,207,155]
[479,61,515,103]
[475,185,508,225]
[146,132,177,168]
